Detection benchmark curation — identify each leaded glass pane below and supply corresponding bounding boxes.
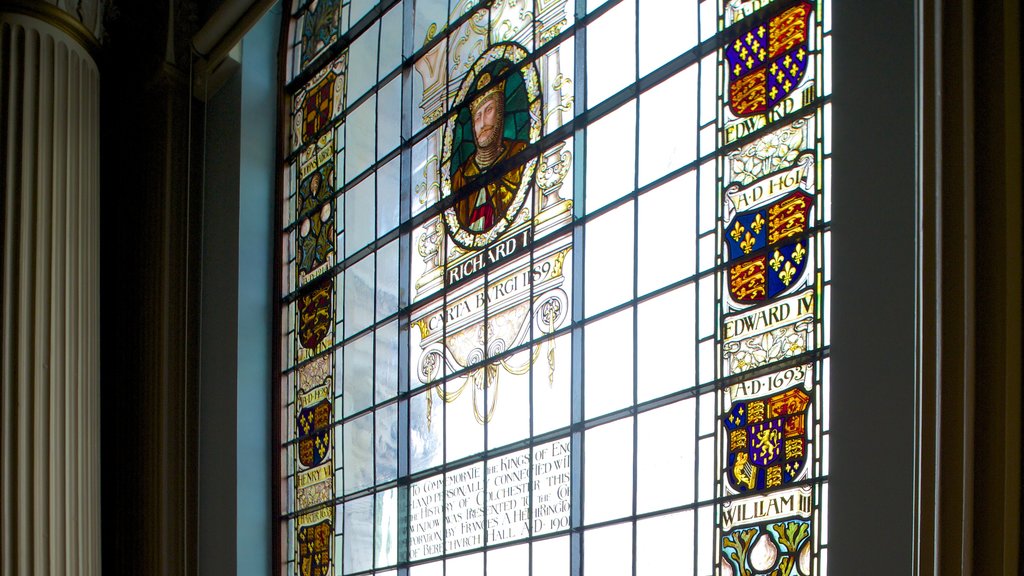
[280,1,831,574]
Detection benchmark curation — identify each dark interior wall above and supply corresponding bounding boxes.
[198,64,242,576]
[972,0,1023,570]
[99,1,205,574]
[99,2,277,573]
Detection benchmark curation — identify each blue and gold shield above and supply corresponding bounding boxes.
[723,388,810,492]
[726,191,813,302]
[298,400,332,467]
[298,520,332,576]
[725,2,813,117]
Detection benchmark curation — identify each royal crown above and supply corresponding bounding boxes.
[470,72,506,114]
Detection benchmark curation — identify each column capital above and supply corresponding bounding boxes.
[0,0,103,56]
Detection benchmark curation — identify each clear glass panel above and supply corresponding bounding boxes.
[585,103,636,213]
[375,240,400,320]
[533,535,570,575]
[345,177,376,256]
[377,77,403,158]
[638,0,698,76]
[638,65,698,186]
[446,552,484,575]
[410,388,443,473]
[343,330,373,415]
[584,523,633,575]
[379,2,404,79]
[343,413,374,493]
[637,511,695,576]
[376,156,400,236]
[584,417,633,524]
[487,543,528,576]
[349,0,374,27]
[347,23,380,103]
[697,505,713,576]
[637,171,697,294]
[343,495,373,574]
[375,403,398,483]
[411,560,444,576]
[586,0,636,107]
[375,488,399,567]
[345,95,376,182]
[584,308,634,418]
[374,321,399,402]
[637,399,695,513]
[637,283,695,401]
[584,202,634,317]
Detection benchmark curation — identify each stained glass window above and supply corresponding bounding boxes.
[279,0,831,574]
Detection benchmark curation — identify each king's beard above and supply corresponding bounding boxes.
[474,127,504,168]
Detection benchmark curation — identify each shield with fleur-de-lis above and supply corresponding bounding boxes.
[723,388,810,492]
[726,191,813,302]
[725,2,813,117]
[298,400,333,467]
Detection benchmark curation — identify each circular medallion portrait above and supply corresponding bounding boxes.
[442,43,542,250]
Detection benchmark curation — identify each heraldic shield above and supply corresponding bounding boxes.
[725,1,813,117]
[724,388,810,492]
[297,400,332,467]
[726,191,813,302]
[301,73,336,144]
[298,520,332,576]
[298,278,332,350]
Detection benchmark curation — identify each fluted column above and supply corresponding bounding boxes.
[0,2,102,574]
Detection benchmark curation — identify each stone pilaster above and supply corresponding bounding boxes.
[0,3,101,574]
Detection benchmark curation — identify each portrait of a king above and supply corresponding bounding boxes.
[449,59,533,237]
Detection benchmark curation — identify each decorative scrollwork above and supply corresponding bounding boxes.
[487,337,508,357]
[535,289,568,334]
[420,349,444,382]
[465,346,485,366]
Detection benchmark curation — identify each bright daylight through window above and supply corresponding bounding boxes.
[278,0,832,574]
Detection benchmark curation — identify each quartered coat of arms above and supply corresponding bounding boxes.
[725,191,813,303]
[724,387,810,492]
[725,2,813,117]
